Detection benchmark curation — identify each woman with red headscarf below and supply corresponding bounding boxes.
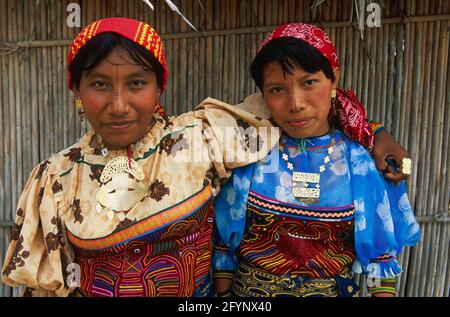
[212,23,419,297]
[2,18,408,297]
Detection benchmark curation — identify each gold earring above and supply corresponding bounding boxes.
[331,90,337,115]
[75,98,83,109]
[75,98,85,121]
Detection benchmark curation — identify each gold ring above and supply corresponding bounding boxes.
[401,158,412,175]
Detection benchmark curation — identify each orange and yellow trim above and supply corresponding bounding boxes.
[68,17,168,91]
[67,186,212,250]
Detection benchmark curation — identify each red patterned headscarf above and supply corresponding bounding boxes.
[67,17,168,93]
[259,23,374,150]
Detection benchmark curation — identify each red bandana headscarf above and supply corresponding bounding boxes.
[259,23,374,150]
[67,17,168,117]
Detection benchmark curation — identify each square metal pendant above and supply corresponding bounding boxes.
[292,186,320,204]
[292,187,320,198]
[292,172,320,183]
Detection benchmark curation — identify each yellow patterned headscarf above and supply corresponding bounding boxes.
[67,17,168,91]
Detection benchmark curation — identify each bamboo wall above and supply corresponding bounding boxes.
[0,0,449,297]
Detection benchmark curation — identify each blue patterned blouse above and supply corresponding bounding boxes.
[213,129,420,279]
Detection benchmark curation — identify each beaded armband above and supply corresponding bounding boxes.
[367,120,385,136]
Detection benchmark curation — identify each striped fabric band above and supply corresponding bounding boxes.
[368,120,385,135]
[368,277,396,296]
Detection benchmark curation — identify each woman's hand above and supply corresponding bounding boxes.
[373,129,410,183]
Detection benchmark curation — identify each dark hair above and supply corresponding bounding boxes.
[69,32,165,90]
[250,37,336,92]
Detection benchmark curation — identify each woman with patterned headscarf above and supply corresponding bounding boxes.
[213,23,419,297]
[2,18,408,297]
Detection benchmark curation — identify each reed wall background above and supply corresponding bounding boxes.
[0,0,449,297]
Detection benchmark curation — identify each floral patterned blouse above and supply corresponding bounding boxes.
[1,97,278,297]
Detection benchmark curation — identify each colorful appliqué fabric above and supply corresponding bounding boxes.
[73,188,214,297]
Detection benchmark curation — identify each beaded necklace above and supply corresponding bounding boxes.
[279,129,336,204]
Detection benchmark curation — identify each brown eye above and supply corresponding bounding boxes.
[129,80,147,88]
[270,87,284,94]
[305,79,317,86]
[93,81,107,89]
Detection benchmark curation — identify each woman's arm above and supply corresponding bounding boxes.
[236,93,410,183]
[1,160,73,297]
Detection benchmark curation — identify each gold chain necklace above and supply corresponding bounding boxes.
[279,130,336,204]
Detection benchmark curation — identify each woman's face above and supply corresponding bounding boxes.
[73,48,161,150]
[262,61,339,139]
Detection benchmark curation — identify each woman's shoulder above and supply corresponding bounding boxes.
[35,130,95,177]
[166,111,199,129]
[335,129,368,149]
[332,129,375,165]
